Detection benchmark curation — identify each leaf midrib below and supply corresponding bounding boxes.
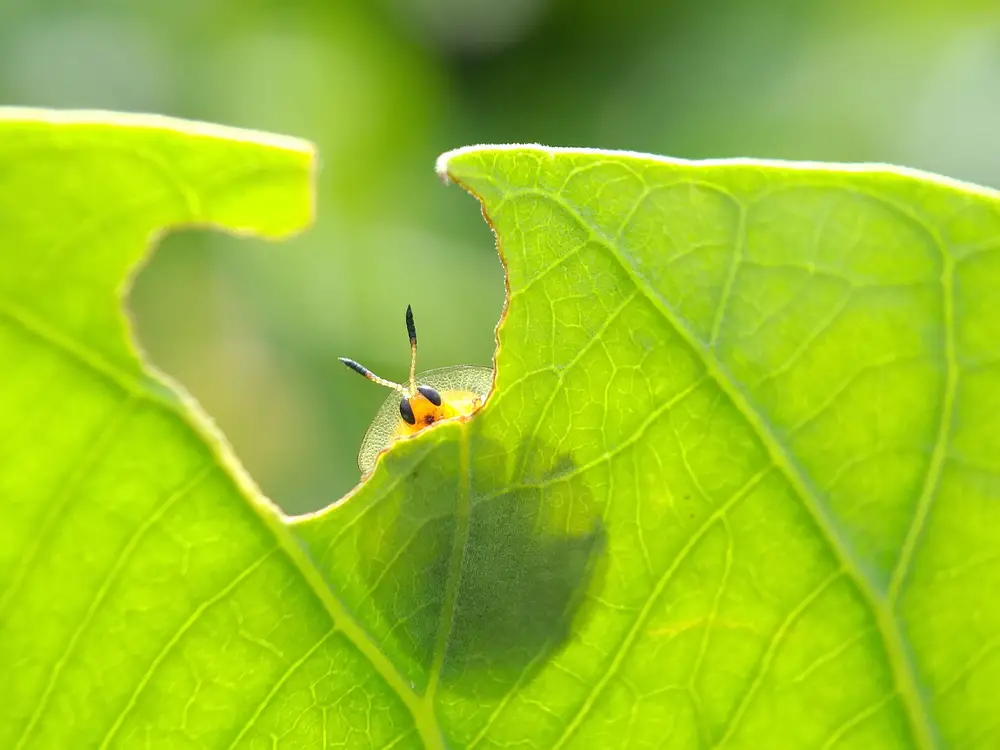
[470,179,940,750]
[424,424,473,702]
[10,461,212,750]
[0,298,446,749]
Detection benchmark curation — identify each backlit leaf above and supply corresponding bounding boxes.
[3,120,999,749]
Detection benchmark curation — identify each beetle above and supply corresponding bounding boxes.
[340,305,492,474]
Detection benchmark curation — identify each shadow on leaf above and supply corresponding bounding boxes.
[357,432,607,698]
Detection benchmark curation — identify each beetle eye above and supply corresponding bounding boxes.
[399,398,416,425]
[417,385,442,406]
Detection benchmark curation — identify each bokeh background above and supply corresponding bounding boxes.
[3,0,999,514]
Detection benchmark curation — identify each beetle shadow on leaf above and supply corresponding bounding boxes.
[358,435,607,699]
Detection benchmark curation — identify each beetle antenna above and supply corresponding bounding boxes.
[405,304,418,394]
[339,357,405,394]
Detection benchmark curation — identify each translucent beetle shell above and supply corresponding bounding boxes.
[340,307,492,475]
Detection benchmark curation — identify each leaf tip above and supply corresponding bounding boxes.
[435,145,490,185]
[436,143,553,185]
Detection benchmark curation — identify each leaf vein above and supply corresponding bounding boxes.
[820,691,899,750]
[887,241,957,608]
[224,628,336,750]
[709,205,746,347]
[0,299,149,397]
[687,517,734,746]
[0,395,138,620]
[515,291,639,479]
[423,429,472,703]
[97,550,276,749]
[497,375,710,495]
[527,187,941,750]
[548,465,773,750]
[13,465,213,750]
[712,569,844,749]
[0,252,443,749]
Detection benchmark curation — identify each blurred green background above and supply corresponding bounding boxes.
[3,0,998,514]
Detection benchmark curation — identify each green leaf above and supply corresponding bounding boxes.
[296,147,1000,749]
[0,110,427,750]
[3,118,999,750]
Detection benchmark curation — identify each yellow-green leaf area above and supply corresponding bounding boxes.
[295,146,1000,750]
[0,110,425,750]
[5,116,1000,750]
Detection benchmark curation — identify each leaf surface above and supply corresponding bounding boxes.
[0,110,426,750]
[296,147,1000,749]
[3,121,1000,749]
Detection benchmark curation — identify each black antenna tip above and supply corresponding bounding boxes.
[405,305,417,345]
[339,357,369,377]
